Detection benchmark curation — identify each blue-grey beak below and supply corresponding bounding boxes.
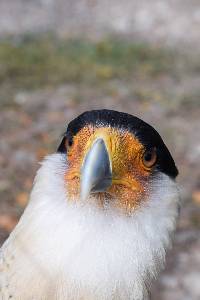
[80,138,112,201]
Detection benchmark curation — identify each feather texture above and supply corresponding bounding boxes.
[0,154,179,300]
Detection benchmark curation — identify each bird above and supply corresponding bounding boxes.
[0,109,179,300]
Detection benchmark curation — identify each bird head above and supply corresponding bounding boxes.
[58,110,178,213]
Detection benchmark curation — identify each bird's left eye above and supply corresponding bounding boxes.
[142,148,157,168]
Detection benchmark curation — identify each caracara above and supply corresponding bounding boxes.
[0,109,179,300]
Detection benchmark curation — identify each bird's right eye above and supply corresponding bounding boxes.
[66,136,73,148]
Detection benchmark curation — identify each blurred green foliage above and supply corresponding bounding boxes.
[0,36,175,89]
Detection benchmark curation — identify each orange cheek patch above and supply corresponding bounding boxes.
[65,126,151,213]
[108,181,146,213]
[65,126,95,199]
[65,126,94,178]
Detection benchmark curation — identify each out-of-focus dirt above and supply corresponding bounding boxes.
[0,1,200,299]
[1,0,200,50]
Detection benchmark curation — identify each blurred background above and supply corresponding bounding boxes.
[0,1,200,299]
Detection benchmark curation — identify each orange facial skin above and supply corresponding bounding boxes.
[65,126,154,214]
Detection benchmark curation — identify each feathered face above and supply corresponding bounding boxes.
[58,110,178,214]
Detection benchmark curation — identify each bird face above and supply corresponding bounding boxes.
[58,110,178,214]
[64,126,155,212]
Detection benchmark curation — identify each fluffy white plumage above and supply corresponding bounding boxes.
[0,153,179,300]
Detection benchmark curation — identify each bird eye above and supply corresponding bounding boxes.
[66,136,73,148]
[142,148,157,168]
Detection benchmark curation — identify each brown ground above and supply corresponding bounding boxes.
[0,1,200,299]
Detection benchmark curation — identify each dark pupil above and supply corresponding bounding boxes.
[144,151,152,162]
[68,138,73,147]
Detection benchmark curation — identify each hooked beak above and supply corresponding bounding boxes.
[80,138,112,201]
